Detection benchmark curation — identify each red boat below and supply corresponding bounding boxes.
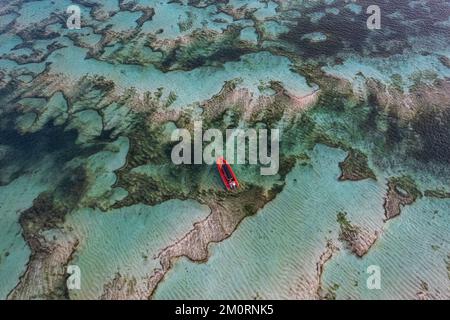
[216,156,239,190]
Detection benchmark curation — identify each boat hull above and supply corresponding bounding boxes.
[216,157,239,190]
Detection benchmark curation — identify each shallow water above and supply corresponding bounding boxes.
[47,49,315,108]
[66,199,210,299]
[322,197,450,299]
[154,145,390,299]
[0,158,56,298]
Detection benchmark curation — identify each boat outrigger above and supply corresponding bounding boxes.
[216,156,239,190]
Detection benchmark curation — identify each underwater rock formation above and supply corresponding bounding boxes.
[338,149,376,181]
[336,212,378,257]
[384,176,422,221]
[8,194,78,299]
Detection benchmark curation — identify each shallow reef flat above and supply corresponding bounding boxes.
[65,200,211,299]
[0,0,449,299]
[153,146,387,299]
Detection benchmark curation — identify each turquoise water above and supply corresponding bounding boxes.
[322,198,450,299]
[153,145,389,299]
[47,49,315,108]
[139,0,236,39]
[1,0,449,300]
[14,0,92,28]
[0,158,56,298]
[322,47,450,91]
[65,200,210,299]
[0,13,17,29]
[95,0,120,13]
[100,11,142,32]
[261,21,289,39]
[15,1,69,26]
[253,1,278,20]
[240,27,258,44]
[153,145,449,299]
[323,54,450,92]
[345,3,363,15]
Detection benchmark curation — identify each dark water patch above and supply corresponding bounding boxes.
[0,114,102,185]
[280,1,372,58]
[361,94,381,132]
[385,106,403,149]
[0,119,77,158]
[280,0,450,59]
[412,106,450,164]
